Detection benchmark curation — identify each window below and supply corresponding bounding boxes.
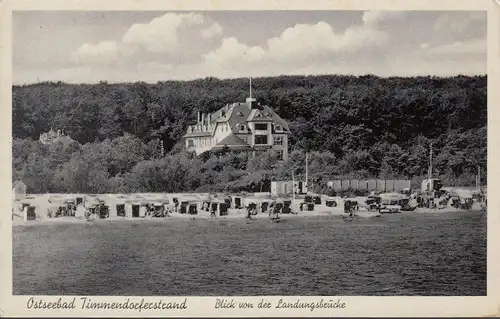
[275,124,282,132]
[255,135,268,145]
[237,112,244,116]
[187,139,194,147]
[276,150,284,161]
[255,123,268,130]
[239,124,246,131]
[274,136,283,146]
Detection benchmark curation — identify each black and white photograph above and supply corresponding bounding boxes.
[4,1,497,316]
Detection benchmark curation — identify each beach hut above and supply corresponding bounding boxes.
[23,205,36,221]
[188,203,198,215]
[202,201,211,211]
[179,201,189,214]
[224,196,232,208]
[282,200,292,214]
[13,181,27,201]
[116,203,126,217]
[76,197,84,206]
[210,202,219,216]
[131,203,141,217]
[261,200,270,213]
[274,200,284,213]
[75,205,86,219]
[219,202,229,216]
[232,196,243,209]
[325,198,338,207]
[20,202,31,212]
[209,199,229,216]
[151,202,166,217]
[244,201,258,218]
[139,204,147,217]
[313,196,322,205]
[63,199,77,216]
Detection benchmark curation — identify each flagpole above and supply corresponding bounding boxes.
[428,142,433,180]
[477,165,480,191]
[249,77,252,99]
[305,152,309,194]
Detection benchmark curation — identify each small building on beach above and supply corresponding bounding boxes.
[12,180,27,201]
[271,181,307,196]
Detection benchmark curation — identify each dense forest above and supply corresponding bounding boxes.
[12,75,487,194]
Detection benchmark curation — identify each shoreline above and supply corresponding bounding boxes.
[11,207,480,226]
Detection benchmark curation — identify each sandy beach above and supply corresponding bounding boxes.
[11,191,485,227]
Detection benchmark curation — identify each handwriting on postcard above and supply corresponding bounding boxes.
[26,297,188,312]
[215,298,346,311]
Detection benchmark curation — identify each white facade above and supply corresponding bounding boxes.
[12,181,27,201]
[271,181,308,196]
[39,129,74,145]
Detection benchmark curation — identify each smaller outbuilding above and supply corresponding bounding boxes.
[12,181,27,201]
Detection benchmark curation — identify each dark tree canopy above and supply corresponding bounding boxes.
[12,75,487,193]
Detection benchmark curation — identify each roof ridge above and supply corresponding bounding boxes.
[216,133,248,146]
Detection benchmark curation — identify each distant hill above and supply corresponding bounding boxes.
[12,75,487,193]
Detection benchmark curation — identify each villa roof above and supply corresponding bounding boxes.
[246,109,273,122]
[210,102,290,133]
[184,99,290,139]
[213,134,252,150]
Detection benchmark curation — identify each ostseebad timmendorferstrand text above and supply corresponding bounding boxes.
[26,297,188,312]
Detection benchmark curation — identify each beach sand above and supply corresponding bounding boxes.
[11,192,484,226]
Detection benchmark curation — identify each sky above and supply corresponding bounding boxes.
[13,10,487,84]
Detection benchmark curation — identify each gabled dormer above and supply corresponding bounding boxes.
[273,123,284,133]
[236,122,249,133]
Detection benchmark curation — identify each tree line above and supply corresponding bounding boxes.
[12,75,487,193]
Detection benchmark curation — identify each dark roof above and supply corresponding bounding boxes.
[185,131,212,137]
[247,109,273,122]
[185,100,290,138]
[211,102,290,134]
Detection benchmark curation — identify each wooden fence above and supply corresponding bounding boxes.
[326,179,411,193]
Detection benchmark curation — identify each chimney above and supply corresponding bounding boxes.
[201,113,205,127]
[246,97,257,109]
[57,129,61,137]
[197,111,201,124]
[207,113,211,124]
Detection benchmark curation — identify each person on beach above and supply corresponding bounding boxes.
[246,203,256,219]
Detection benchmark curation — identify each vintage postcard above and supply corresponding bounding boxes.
[1,0,499,317]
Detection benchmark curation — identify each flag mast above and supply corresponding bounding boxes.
[305,152,309,194]
[249,77,252,99]
[428,142,433,180]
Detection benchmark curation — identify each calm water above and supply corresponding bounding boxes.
[13,211,486,296]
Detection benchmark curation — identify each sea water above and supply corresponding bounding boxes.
[12,211,486,296]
